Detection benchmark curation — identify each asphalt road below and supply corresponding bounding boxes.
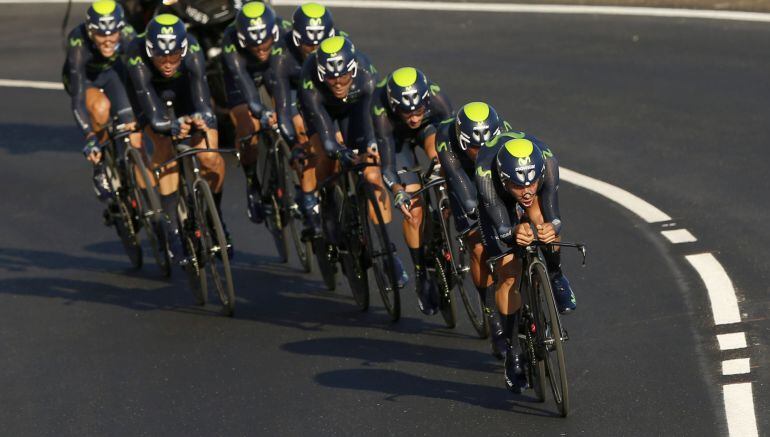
[0,4,767,436]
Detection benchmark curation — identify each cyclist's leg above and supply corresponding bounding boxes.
[302,129,337,237]
[230,102,266,223]
[146,126,185,262]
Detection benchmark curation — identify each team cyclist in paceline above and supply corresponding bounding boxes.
[475,130,577,392]
[220,1,291,224]
[270,3,340,236]
[435,102,511,356]
[374,67,453,314]
[298,35,409,286]
[63,0,141,201]
[126,13,229,263]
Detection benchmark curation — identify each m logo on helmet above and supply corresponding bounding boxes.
[248,17,268,41]
[161,26,174,35]
[305,18,327,43]
[98,15,116,33]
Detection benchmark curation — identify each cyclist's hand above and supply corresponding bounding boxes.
[515,223,535,246]
[290,146,308,169]
[536,223,557,243]
[172,116,192,139]
[191,114,208,131]
[336,148,356,167]
[82,135,101,164]
[394,190,412,220]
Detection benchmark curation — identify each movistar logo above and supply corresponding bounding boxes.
[430,84,441,95]
[376,78,387,88]
[161,26,174,35]
[190,43,201,53]
[369,64,377,74]
[128,56,142,66]
[373,106,385,116]
[437,141,447,152]
[476,166,492,178]
[542,148,554,158]
[224,44,236,54]
[503,121,512,131]
[272,47,283,55]
[69,38,83,47]
[303,80,314,90]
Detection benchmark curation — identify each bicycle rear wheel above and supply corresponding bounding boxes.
[126,147,170,277]
[532,261,569,416]
[336,184,368,310]
[312,236,337,290]
[196,182,236,316]
[112,195,143,269]
[433,254,456,328]
[361,184,400,322]
[278,141,312,272]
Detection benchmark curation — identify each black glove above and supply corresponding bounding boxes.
[82,135,99,158]
[335,148,356,167]
[394,190,411,211]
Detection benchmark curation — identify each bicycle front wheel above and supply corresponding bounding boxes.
[444,218,487,338]
[278,142,312,272]
[532,261,569,416]
[113,195,143,269]
[361,184,400,322]
[195,182,235,316]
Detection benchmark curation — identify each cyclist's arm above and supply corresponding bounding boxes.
[126,50,172,134]
[222,35,264,120]
[540,149,562,234]
[187,39,216,128]
[476,161,516,245]
[437,139,478,217]
[66,36,93,136]
[267,52,298,144]
[298,65,340,156]
[357,59,379,151]
[372,103,400,190]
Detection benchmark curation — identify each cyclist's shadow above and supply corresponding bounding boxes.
[315,367,559,415]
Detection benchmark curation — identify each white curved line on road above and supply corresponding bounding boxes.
[560,167,671,223]
[0,79,63,90]
[6,0,770,24]
[684,253,742,325]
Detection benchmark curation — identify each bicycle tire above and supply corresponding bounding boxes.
[113,196,143,269]
[277,139,312,272]
[450,228,488,337]
[196,181,236,316]
[361,183,400,321]
[432,254,457,329]
[333,183,368,310]
[532,261,569,416]
[521,305,547,402]
[312,236,337,290]
[126,148,170,277]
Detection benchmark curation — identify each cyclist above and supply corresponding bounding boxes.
[298,35,408,286]
[269,3,337,236]
[126,13,228,263]
[475,131,577,392]
[221,1,291,224]
[374,67,453,315]
[436,102,510,355]
[62,0,141,201]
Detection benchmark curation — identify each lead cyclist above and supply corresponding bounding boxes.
[475,131,577,392]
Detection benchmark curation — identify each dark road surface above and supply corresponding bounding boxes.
[0,4,766,436]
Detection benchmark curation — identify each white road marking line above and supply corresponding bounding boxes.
[722,358,751,375]
[723,383,759,437]
[661,228,697,243]
[559,167,671,223]
[684,253,742,325]
[6,0,770,24]
[717,332,748,350]
[0,79,63,90]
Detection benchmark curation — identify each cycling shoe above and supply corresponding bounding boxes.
[552,273,576,313]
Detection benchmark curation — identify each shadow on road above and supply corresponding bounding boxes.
[315,368,558,415]
[0,123,80,154]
